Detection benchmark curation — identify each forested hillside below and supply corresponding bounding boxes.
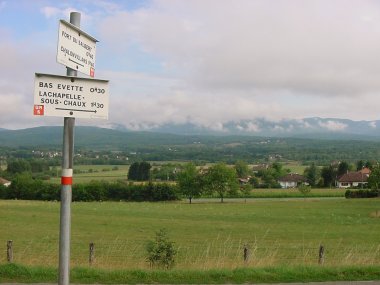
[1,126,380,164]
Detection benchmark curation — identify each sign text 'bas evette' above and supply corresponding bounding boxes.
[57,20,97,77]
[33,73,109,119]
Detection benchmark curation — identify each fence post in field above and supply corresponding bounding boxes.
[243,244,250,263]
[318,245,324,265]
[89,242,95,266]
[7,240,13,263]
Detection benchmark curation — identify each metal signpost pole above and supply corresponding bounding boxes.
[59,11,80,285]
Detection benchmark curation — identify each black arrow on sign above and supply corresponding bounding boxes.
[56,108,97,113]
[69,58,85,67]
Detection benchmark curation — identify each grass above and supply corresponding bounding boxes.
[0,199,379,270]
[283,161,307,174]
[1,263,380,283]
[49,165,130,184]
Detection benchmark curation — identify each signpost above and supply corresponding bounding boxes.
[57,19,97,77]
[33,11,108,285]
[34,73,109,119]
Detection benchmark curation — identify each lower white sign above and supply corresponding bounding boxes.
[34,73,109,119]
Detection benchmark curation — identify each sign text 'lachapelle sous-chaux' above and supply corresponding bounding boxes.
[33,73,109,119]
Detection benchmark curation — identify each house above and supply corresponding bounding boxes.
[278,173,308,189]
[238,178,250,185]
[0,177,11,187]
[337,170,370,188]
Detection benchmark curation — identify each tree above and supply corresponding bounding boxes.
[128,161,151,181]
[303,163,320,187]
[204,163,238,203]
[138,161,151,181]
[7,159,31,174]
[356,160,365,171]
[367,164,380,190]
[235,160,249,178]
[177,162,202,204]
[320,165,336,187]
[30,159,49,173]
[255,163,287,188]
[337,161,350,177]
[151,163,179,181]
[128,162,139,180]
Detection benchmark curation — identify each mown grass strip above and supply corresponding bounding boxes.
[1,263,380,284]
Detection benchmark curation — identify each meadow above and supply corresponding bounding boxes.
[1,198,379,270]
[49,165,130,184]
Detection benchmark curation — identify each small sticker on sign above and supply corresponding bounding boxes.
[33,105,44,116]
[90,67,95,78]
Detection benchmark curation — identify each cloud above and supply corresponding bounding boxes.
[2,0,380,130]
[99,0,380,97]
[318,120,348,131]
[369,121,377,128]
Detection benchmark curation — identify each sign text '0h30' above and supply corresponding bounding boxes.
[33,73,109,119]
[57,20,98,77]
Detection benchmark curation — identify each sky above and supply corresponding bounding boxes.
[1,0,380,131]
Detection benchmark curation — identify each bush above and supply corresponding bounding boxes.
[146,229,177,269]
[345,189,380,198]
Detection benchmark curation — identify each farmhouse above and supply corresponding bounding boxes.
[0,177,11,187]
[337,168,370,188]
[278,173,307,189]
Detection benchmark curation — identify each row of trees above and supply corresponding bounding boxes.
[177,162,239,203]
[0,173,179,202]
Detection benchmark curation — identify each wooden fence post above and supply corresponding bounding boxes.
[243,244,250,263]
[318,245,324,265]
[89,242,95,266]
[7,240,13,263]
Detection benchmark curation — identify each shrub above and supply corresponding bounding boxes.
[345,189,380,198]
[146,229,177,269]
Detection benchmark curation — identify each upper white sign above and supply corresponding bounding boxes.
[57,20,98,77]
[33,73,109,119]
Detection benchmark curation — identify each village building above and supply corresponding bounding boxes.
[0,177,11,187]
[278,173,308,189]
[337,168,371,188]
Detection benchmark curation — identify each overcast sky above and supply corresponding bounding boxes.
[1,0,380,130]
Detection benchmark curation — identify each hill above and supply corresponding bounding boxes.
[1,126,380,164]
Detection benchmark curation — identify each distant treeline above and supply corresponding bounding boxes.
[0,174,179,202]
[4,130,380,164]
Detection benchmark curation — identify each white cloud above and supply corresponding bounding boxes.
[100,0,380,97]
[318,120,348,131]
[245,122,260,133]
[2,0,380,130]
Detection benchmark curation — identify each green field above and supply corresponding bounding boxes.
[49,165,130,184]
[1,199,379,270]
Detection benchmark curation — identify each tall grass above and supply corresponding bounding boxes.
[0,199,379,269]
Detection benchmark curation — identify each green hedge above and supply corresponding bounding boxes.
[0,176,179,202]
[345,189,380,198]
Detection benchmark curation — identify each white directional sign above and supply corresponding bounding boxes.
[57,20,98,77]
[33,73,109,119]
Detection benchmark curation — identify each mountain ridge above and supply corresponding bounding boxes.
[107,117,380,139]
